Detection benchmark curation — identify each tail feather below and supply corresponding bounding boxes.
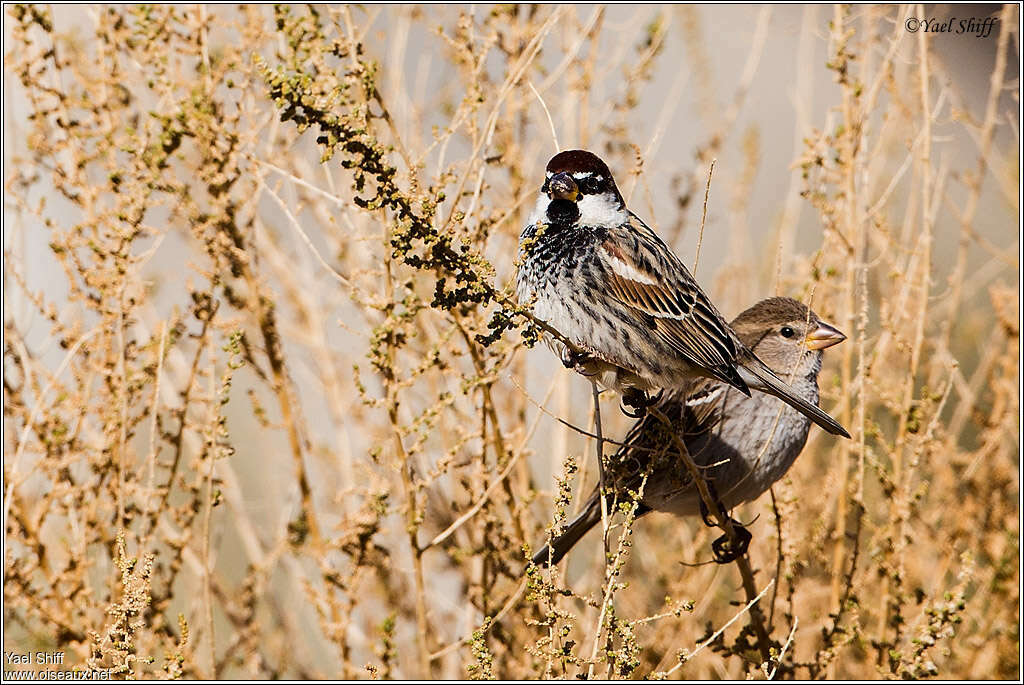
[531,492,603,568]
[738,360,851,438]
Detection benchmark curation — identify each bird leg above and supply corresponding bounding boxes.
[710,525,752,564]
[697,481,752,564]
[560,346,597,376]
[697,480,722,528]
[619,387,664,418]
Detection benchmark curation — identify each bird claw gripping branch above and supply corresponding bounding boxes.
[698,481,752,564]
[620,387,664,418]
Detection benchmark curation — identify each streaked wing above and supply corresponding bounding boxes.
[599,213,742,388]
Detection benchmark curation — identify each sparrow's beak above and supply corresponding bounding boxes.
[805,322,846,350]
[548,172,579,202]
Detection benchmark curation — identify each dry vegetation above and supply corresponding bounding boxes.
[3,4,1019,680]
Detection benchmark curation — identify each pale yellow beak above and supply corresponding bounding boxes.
[805,322,846,350]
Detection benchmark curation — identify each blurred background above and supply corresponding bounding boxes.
[4,4,1019,679]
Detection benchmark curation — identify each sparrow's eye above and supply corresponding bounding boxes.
[780,326,795,338]
[578,177,601,195]
[541,180,550,194]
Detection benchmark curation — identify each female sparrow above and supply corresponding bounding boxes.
[532,297,846,567]
[516,150,848,437]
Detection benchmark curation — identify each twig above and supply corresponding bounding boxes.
[693,159,715,275]
[734,555,774,664]
[380,237,431,677]
[255,175,353,288]
[586,469,651,679]
[201,335,217,676]
[646,406,773,661]
[424,449,522,549]
[536,6,605,93]
[251,155,349,207]
[585,381,610,679]
[646,407,733,544]
[592,382,610,558]
[665,579,775,676]
[768,488,784,629]
[766,616,798,679]
[528,80,560,153]
[3,325,102,540]
[421,364,563,550]
[140,322,168,551]
[116,288,129,527]
[428,578,529,662]
[440,6,563,231]
[505,374,631,447]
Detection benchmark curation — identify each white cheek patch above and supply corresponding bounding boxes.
[600,246,657,285]
[577,192,627,228]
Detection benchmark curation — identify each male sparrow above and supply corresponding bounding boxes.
[532,297,846,567]
[516,149,848,437]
